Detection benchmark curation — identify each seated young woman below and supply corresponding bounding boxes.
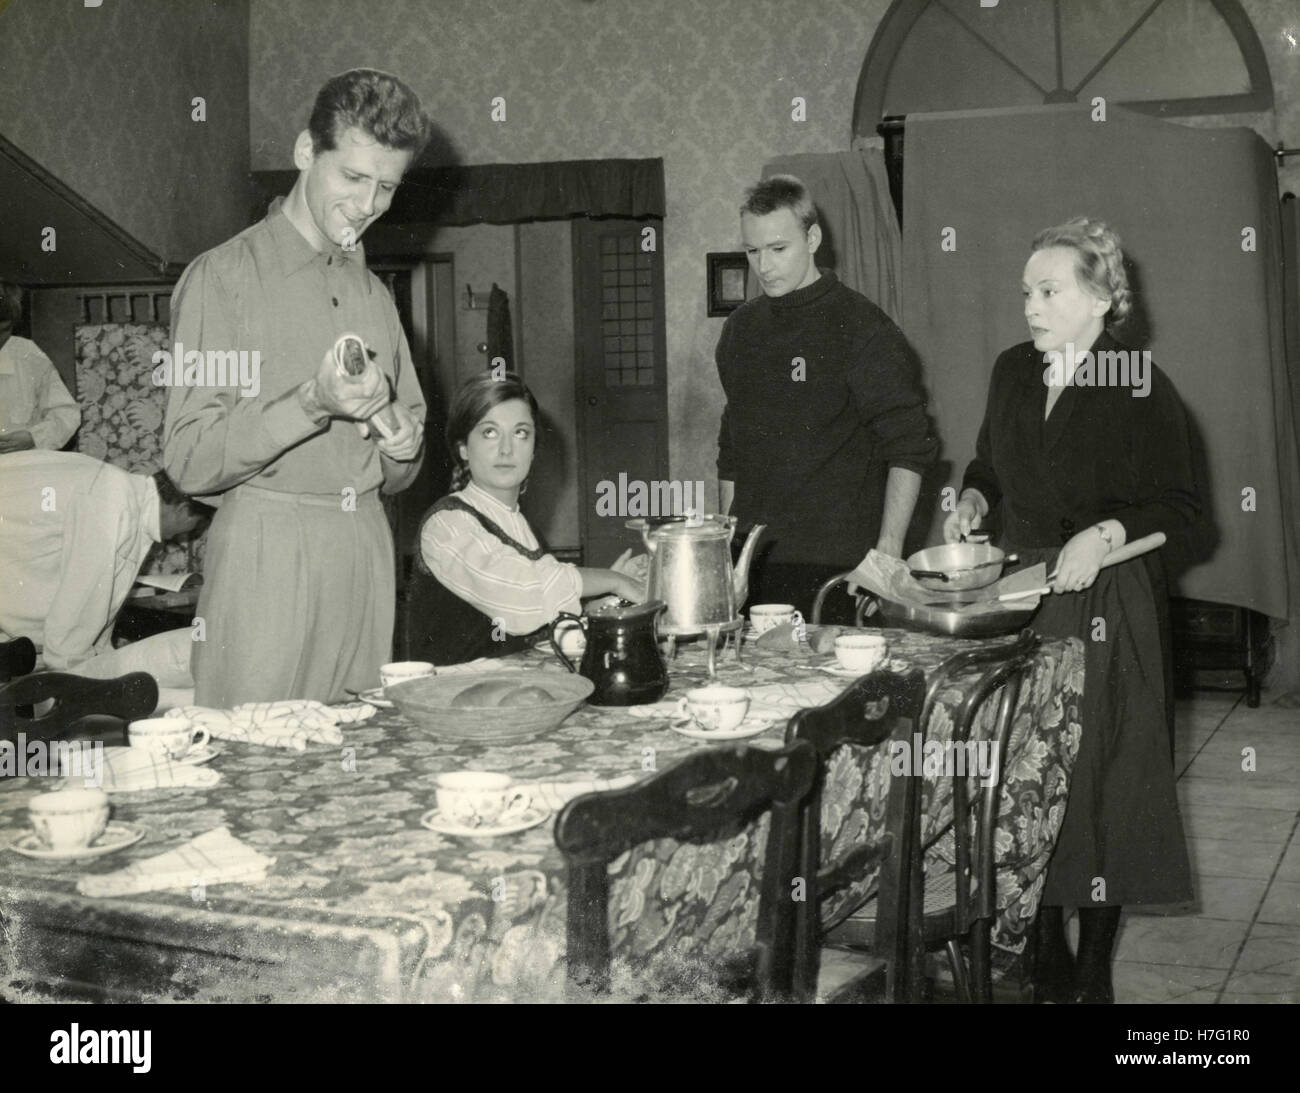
[411,371,646,665]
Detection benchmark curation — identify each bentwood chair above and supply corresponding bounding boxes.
[784,668,930,1003]
[0,671,158,750]
[810,574,878,626]
[554,741,816,1003]
[825,631,1039,1003]
[0,637,37,683]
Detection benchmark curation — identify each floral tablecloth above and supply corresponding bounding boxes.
[0,629,1082,1003]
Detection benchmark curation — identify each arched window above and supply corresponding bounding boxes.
[854,0,1273,140]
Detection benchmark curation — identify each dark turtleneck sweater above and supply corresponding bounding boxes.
[715,270,937,567]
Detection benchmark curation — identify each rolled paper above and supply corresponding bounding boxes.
[337,333,367,376]
[333,332,399,439]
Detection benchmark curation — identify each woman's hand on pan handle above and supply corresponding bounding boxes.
[943,489,988,544]
[1050,528,1111,594]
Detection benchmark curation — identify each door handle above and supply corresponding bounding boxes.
[587,396,598,406]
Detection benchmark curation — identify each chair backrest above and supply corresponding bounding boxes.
[554,740,816,1002]
[784,668,929,1001]
[931,632,1038,931]
[0,671,158,747]
[809,573,878,627]
[0,637,37,683]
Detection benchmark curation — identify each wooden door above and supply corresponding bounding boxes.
[371,259,456,658]
[572,217,670,567]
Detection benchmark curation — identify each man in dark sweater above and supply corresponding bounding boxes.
[716,175,937,618]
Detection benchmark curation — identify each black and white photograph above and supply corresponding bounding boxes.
[0,0,1297,1038]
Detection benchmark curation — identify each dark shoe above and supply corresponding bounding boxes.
[1073,906,1120,1004]
[1071,975,1115,1004]
[1030,906,1074,1004]
[1071,982,1112,1003]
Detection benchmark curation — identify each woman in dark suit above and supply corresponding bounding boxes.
[945,218,1199,1003]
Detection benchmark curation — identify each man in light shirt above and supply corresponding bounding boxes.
[0,452,207,699]
[164,69,429,706]
[0,282,80,453]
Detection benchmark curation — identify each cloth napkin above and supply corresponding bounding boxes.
[845,549,1047,613]
[166,700,375,751]
[525,775,637,812]
[92,746,221,792]
[76,826,275,898]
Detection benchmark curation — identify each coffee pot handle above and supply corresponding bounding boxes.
[548,612,586,673]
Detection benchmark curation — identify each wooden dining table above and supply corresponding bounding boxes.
[0,627,1083,1003]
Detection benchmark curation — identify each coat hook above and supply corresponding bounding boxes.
[464,284,491,310]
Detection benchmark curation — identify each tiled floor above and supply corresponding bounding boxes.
[1107,688,1300,1003]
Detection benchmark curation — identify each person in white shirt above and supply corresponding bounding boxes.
[413,372,645,664]
[0,452,207,702]
[0,282,81,453]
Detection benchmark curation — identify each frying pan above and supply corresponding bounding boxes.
[907,542,1019,592]
[881,532,1167,638]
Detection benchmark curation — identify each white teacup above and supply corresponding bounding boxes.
[129,716,210,760]
[749,604,804,635]
[380,661,435,689]
[553,620,587,660]
[28,787,111,851]
[435,772,534,828]
[677,686,750,732]
[834,634,889,674]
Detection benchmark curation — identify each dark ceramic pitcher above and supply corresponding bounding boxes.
[548,601,668,706]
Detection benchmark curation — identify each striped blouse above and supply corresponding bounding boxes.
[420,481,581,635]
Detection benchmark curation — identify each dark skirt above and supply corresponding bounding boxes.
[1011,546,1192,907]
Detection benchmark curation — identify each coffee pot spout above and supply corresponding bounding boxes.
[732,524,765,607]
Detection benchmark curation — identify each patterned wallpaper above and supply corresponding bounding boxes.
[247,0,1299,499]
[0,0,250,266]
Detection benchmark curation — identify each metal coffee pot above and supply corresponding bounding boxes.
[630,515,765,636]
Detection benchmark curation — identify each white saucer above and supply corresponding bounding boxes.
[817,663,887,678]
[669,717,780,741]
[176,744,220,765]
[358,687,394,709]
[6,821,144,860]
[420,807,551,838]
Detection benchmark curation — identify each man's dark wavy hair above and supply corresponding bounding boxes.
[309,68,431,157]
[741,174,818,232]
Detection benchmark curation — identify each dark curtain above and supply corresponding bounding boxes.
[254,160,665,227]
[900,105,1300,652]
[390,158,664,225]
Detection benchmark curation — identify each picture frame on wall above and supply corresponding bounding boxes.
[707,252,749,316]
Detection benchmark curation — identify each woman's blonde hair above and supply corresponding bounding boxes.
[1031,217,1131,324]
